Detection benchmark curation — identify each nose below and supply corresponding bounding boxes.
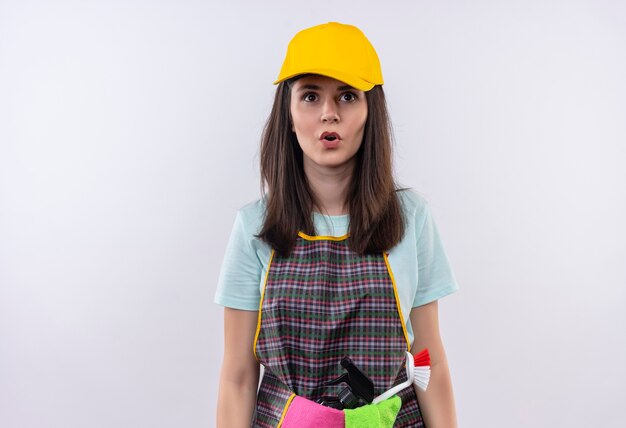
[320,99,340,123]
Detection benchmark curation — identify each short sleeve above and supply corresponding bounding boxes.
[214,209,264,311]
[412,203,459,307]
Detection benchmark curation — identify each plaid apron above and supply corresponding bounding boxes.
[252,232,424,427]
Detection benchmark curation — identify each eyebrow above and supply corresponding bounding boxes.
[295,83,356,92]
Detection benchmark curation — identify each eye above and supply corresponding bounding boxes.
[339,92,358,102]
[302,92,319,102]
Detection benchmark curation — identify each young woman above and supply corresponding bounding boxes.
[215,22,459,427]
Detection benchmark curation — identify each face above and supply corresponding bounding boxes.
[289,75,368,173]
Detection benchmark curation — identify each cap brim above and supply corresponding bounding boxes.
[273,68,379,91]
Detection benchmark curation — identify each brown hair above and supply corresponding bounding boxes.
[258,78,405,256]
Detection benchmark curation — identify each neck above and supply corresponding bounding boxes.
[303,159,354,216]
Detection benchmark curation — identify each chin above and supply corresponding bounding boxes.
[313,158,356,170]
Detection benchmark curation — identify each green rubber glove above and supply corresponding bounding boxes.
[343,395,402,428]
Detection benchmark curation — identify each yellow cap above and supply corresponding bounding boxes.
[274,22,383,91]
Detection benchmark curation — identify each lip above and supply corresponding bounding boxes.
[320,131,341,140]
[319,132,342,149]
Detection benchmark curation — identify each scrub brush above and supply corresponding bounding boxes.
[371,348,431,404]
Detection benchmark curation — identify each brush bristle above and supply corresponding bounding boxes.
[413,348,430,367]
[412,348,431,391]
[413,366,431,391]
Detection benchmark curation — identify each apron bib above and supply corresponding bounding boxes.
[253,232,423,427]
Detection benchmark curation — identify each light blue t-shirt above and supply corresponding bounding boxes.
[214,189,459,345]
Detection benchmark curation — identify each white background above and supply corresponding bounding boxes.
[1,1,625,427]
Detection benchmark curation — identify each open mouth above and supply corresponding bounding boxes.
[320,132,341,141]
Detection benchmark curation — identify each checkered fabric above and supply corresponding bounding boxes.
[253,235,424,427]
